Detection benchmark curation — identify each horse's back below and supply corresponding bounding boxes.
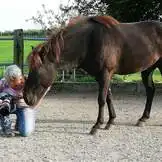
[107,21,162,74]
[63,18,162,75]
[118,21,161,41]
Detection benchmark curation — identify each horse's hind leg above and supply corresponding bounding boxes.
[90,70,113,135]
[157,59,162,75]
[136,68,155,126]
[105,88,116,129]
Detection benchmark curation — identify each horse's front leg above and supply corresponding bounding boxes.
[90,70,112,135]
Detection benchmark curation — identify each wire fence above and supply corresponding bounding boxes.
[0,34,96,82]
[0,30,100,83]
[0,30,161,84]
[0,64,95,83]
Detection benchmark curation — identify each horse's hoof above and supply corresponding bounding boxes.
[104,124,112,130]
[136,120,145,127]
[105,120,115,130]
[100,120,104,125]
[98,118,104,125]
[89,127,98,135]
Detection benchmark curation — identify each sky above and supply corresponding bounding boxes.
[0,0,71,31]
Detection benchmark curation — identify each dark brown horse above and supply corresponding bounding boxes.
[23,16,162,135]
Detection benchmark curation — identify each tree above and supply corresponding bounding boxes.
[26,3,79,31]
[60,0,108,16]
[62,0,161,22]
[102,0,160,22]
[27,0,108,31]
[28,0,161,30]
[26,4,67,31]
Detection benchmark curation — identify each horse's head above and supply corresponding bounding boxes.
[23,43,58,106]
[23,18,91,106]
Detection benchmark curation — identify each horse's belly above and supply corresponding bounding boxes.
[115,67,143,75]
[116,54,160,75]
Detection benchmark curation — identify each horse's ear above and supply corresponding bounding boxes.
[30,52,42,69]
[37,44,45,53]
[29,45,44,69]
[31,45,34,50]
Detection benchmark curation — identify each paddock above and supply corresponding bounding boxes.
[1,91,162,161]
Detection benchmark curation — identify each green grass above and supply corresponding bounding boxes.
[0,40,13,63]
[113,70,162,83]
[0,39,162,82]
[75,71,162,83]
[0,40,42,64]
[0,40,42,78]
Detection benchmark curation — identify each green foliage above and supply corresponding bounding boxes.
[26,0,161,30]
[102,0,160,22]
[60,0,107,16]
[23,29,46,37]
[0,31,13,36]
[0,30,46,37]
[60,0,160,22]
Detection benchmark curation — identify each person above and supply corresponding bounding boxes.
[0,64,35,137]
[0,92,16,136]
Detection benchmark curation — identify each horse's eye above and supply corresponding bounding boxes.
[40,54,45,62]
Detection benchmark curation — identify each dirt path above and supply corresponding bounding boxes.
[1,92,162,162]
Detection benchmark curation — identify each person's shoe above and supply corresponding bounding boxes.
[3,129,15,137]
[0,129,4,136]
[14,124,18,131]
[0,118,4,136]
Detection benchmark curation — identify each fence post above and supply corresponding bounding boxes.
[13,29,24,73]
[62,70,65,82]
[73,68,76,81]
[136,82,141,93]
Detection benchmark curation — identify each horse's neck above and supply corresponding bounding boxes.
[59,24,90,68]
[59,51,84,69]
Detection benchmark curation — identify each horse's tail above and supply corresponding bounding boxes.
[89,16,119,28]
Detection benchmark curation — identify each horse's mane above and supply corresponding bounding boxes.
[27,43,45,69]
[28,16,119,69]
[48,16,119,63]
[67,15,119,28]
[89,16,119,28]
[68,16,86,26]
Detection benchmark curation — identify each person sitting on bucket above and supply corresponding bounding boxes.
[0,65,35,137]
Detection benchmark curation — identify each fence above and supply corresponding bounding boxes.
[0,29,161,88]
[0,29,95,82]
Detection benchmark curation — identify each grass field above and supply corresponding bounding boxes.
[0,40,42,63]
[114,70,162,83]
[0,39,162,82]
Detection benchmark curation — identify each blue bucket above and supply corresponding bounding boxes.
[16,107,36,137]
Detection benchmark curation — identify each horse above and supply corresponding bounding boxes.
[23,16,162,135]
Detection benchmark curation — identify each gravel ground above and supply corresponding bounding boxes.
[0,92,162,162]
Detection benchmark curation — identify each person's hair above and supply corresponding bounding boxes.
[4,65,22,82]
